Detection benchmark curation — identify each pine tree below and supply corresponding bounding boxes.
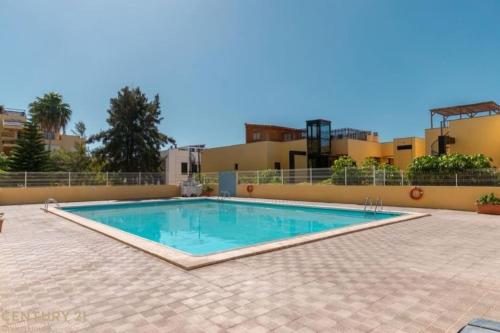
[89,86,175,172]
[9,120,49,171]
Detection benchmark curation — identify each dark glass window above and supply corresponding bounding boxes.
[274,162,281,170]
[320,123,330,154]
[234,163,239,170]
[397,145,412,150]
[306,119,332,168]
[191,164,198,173]
[181,162,188,174]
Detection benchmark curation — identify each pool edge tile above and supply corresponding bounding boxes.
[47,200,429,270]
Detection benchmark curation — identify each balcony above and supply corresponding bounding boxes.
[1,131,17,139]
[1,139,17,146]
[2,120,24,129]
[1,108,26,117]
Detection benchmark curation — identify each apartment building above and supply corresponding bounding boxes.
[425,101,500,165]
[0,107,83,155]
[203,120,423,171]
[201,101,500,172]
[0,108,25,155]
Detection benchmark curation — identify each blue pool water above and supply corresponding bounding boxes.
[63,199,401,256]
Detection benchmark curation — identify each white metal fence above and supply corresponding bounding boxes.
[197,168,500,187]
[0,172,165,188]
[0,168,498,188]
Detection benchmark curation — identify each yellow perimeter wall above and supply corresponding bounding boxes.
[237,184,500,211]
[2,183,496,211]
[0,185,180,205]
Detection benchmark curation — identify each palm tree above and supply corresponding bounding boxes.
[72,121,86,138]
[29,92,72,150]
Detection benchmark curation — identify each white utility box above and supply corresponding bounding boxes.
[180,180,203,197]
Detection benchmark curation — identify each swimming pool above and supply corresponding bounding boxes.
[62,199,402,256]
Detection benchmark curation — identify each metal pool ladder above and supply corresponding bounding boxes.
[218,191,230,200]
[364,197,383,214]
[43,198,60,212]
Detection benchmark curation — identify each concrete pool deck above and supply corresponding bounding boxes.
[47,198,428,270]
[1,200,500,332]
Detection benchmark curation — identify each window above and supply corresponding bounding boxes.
[274,162,281,170]
[191,164,198,173]
[397,144,412,150]
[252,132,261,141]
[283,133,292,141]
[234,163,239,170]
[181,162,188,174]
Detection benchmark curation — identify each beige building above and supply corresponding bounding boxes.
[202,124,424,172]
[202,140,308,172]
[161,145,204,185]
[0,107,83,155]
[425,102,500,165]
[202,101,500,172]
[0,108,26,155]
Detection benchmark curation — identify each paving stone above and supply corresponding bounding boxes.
[1,201,500,332]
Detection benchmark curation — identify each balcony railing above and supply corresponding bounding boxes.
[2,120,24,128]
[1,108,26,117]
[1,131,17,138]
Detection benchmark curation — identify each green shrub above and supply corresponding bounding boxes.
[202,183,214,193]
[477,193,500,205]
[408,154,492,174]
[407,154,494,186]
[331,156,358,185]
[258,169,282,184]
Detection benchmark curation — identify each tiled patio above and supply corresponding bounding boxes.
[1,202,500,333]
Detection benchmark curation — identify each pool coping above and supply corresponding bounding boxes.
[47,198,429,270]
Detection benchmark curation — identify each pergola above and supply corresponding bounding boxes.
[429,101,500,128]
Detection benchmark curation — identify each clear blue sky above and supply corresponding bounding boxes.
[1,0,499,147]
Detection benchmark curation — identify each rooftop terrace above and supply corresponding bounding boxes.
[430,101,500,128]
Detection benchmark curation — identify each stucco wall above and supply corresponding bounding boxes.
[57,134,84,152]
[201,142,271,172]
[202,139,307,172]
[425,128,441,155]
[0,185,180,205]
[424,115,500,167]
[346,139,382,165]
[380,142,394,158]
[448,115,500,167]
[277,139,307,169]
[392,137,425,169]
[237,184,500,211]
